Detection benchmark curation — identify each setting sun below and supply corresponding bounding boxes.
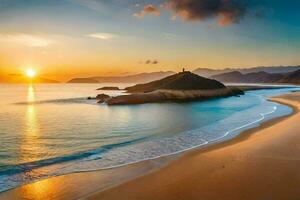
[26,69,36,78]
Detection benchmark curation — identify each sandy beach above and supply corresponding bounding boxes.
[1,92,300,200]
[86,92,300,200]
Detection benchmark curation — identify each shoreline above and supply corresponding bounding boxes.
[0,92,298,200]
[86,92,300,200]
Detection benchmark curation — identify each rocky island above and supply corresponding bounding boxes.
[95,71,244,105]
[96,86,120,91]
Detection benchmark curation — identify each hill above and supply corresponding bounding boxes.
[67,71,175,84]
[211,71,285,83]
[193,66,300,77]
[277,69,300,84]
[125,71,226,93]
[68,78,98,83]
[192,68,227,77]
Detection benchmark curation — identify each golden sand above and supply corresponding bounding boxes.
[87,92,300,200]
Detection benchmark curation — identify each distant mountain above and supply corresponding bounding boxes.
[68,66,300,84]
[68,78,98,83]
[67,71,176,84]
[193,66,300,77]
[278,69,300,84]
[211,69,300,85]
[35,77,59,83]
[125,71,226,93]
[192,68,227,77]
[211,71,285,83]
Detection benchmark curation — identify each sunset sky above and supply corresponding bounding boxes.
[0,0,299,81]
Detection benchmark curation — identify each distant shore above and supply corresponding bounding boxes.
[1,92,300,200]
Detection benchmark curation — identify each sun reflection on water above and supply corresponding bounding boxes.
[26,85,39,136]
[27,84,35,102]
[20,84,41,163]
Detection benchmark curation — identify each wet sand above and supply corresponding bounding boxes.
[87,92,300,200]
[1,92,300,200]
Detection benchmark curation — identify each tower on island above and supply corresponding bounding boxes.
[182,68,185,72]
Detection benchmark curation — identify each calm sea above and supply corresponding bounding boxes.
[0,83,297,192]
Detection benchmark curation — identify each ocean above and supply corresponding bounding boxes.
[0,83,298,192]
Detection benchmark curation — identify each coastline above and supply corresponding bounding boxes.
[86,92,300,200]
[0,92,299,200]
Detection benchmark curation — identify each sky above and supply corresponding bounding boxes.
[0,0,299,81]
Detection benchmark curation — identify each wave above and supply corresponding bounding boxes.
[0,136,148,176]
[213,105,277,142]
[81,105,279,171]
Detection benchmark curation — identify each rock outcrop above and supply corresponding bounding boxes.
[96,94,110,103]
[96,87,120,90]
[105,88,243,105]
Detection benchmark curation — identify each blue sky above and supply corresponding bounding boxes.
[0,0,299,80]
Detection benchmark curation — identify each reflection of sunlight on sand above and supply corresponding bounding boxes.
[22,179,55,199]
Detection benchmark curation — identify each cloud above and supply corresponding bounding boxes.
[134,4,160,18]
[163,0,249,26]
[0,33,52,47]
[86,33,119,40]
[145,59,159,64]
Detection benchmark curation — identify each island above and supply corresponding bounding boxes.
[96,87,120,91]
[96,71,244,105]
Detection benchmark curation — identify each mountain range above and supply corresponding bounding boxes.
[68,71,175,84]
[212,69,300,84]
[193,66,300,77]
[68,66,300,84]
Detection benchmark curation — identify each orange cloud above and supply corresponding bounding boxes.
[134,4,160,18]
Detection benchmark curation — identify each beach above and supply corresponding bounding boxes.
[87,91,300,200]
[1,91,300,200]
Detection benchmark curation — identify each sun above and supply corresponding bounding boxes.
[26,69,36,78]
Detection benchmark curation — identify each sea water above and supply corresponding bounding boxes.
[0,83,298,192]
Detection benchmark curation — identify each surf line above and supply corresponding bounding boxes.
[10,105,279,177]
[210,105,278,143]
[62,106,279,172]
